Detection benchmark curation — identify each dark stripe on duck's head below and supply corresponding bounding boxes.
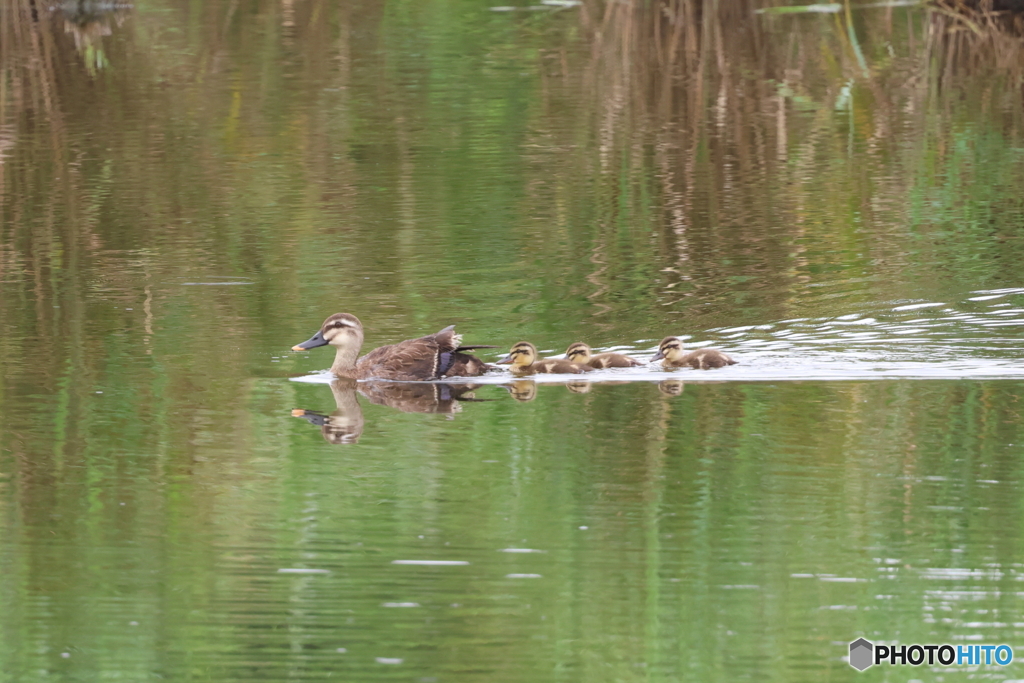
[652,336,682,362]
[322,313,361,332]
[565,342,590,361]
[293,313,363,351]
[496,341,536,365]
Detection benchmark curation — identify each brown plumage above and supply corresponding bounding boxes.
[291,313,495,381]
[496,341,595,375]
[652,336,736,370]
[564,342,643,368]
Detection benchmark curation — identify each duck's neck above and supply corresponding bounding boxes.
[330,344,362,378]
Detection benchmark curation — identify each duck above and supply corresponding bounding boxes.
[564,342,643,368]
[652,336,736,370]
[292,313,495,381]
[495,341,595,375]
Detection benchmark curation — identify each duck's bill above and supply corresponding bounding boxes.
[292,330,328,351]
[495,355,514,365]
[650,350,665,361]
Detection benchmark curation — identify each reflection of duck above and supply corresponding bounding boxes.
[658,379,685,396]
[652,336,736,370]
[359,381,484,414]
[292,379,365,444]
[564,342,643,368]
[292,379,491,444]
[292,313,495,380]
[496,342,594,375]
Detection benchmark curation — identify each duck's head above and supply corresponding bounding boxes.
[564,342,592,364]
[651,336,684,363]
[292,313,364,352]
[496,341,537,368]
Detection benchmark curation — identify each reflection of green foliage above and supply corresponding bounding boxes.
[83,44,110,74]
[2,1,1024,678]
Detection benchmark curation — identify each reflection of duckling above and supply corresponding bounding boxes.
[565,342,643,368]
[658,379,685,396]
[292,313,495,380]
[496,341,594,375]
[504,380,538,402]
[652,336,736,370]
[565,380,592,394]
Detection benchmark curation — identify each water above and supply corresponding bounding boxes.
[3,0,1024,680]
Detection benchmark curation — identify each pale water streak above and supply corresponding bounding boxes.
[292,288,1024,383]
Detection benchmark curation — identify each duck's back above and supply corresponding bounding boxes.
[355,326,458,380]
[678,349,736,370]
[532,358,594,374]
[587,352,643,368]
[355,326,490,380]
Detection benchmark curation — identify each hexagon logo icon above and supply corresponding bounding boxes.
[849,638,874,671]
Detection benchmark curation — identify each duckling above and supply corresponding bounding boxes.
[292,313,495,381]
[496,341,595,375]
[652,336,736,370]
[564,342,643,368]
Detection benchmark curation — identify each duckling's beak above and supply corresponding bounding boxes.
[651,349,665,362]
[495,354,514,365]
[292,330,328,351]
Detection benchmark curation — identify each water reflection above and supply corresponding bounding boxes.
[52,0,132,71]
[292,379,490,443]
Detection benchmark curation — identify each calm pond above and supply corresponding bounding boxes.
[3,0,1024,680]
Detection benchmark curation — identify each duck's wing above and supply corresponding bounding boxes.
[357,326,470,380]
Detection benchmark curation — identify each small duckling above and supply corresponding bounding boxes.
[496,341,595,375]
[565,342,643,369]
[652,336,736,370]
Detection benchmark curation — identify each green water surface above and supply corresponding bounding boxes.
[2,0,1024,680]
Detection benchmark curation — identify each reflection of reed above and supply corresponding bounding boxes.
[565,0,1024,324]
[926,4,1024,74]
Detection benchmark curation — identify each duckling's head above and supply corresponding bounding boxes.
[565,342,592,363]
[651,336,685,363]
[292,313,364,352]
[496,341,537,368]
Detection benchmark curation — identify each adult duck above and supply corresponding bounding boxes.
[292,313,494,380]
